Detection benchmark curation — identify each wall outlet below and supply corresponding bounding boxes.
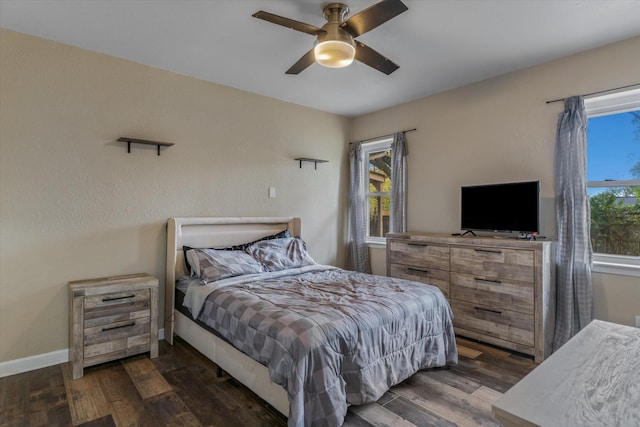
[636,315,640,328]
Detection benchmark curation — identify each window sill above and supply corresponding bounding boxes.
[366,240,387,250]
[593,260,640,278]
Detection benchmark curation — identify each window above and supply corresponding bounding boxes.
[585,88,640,276]
[362,138,393,243]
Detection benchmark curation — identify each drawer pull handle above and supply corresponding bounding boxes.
[407,267,430,274]
[474,277,502,285]
[474,249,502,254]
[474,307,502,315]
[102,322,135,332]
[407,243,428,247]
[102,294,135,302]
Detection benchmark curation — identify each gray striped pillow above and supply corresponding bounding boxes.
[246,237,316,272]
[186,248,264,281]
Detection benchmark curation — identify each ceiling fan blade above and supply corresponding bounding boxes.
[286,49,316,75]
[252,11,325,36]
[354,41,399,75]
[341,0,408,37]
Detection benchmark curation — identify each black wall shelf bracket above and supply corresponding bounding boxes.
[117,137,174,156]
[295,158,329,169]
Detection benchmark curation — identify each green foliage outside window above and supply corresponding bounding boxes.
[590,187,640,256]
[369,178,391,214]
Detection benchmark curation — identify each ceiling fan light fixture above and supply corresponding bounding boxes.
[253,0,407,75]
[314,40,356,68]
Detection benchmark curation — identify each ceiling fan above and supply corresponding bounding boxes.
[252,0,408,75]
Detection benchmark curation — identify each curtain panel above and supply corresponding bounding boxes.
[553,96,594,351]
[390,132,408,233]
[346,141,371,273]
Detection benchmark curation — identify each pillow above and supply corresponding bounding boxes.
[246,237,317,272]
[182,229,290,276]
[230,229,291,251]
[186,248,264,281]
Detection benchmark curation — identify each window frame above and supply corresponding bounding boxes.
[362,137,394,245]
[584,88,640,277]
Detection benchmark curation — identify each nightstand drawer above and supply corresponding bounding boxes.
[84,290,150,328]
[84,317,151,358]
[84,289,150,310]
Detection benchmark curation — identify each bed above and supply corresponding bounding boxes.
[165,217,457,427]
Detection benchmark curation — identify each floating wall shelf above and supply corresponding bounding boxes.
[295,158,329,169]
[117,137,174,156]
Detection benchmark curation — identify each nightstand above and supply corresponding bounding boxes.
[68,273,158,379]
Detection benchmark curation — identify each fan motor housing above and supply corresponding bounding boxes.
[322,3,349,22]
[318,3,354,46]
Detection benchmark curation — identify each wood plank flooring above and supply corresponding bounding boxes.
[0,337,536,426]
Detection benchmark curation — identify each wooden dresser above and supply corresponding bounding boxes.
[69,273,159,379]
[387,232,554,362]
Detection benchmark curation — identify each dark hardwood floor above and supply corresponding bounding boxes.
[0,336,536,426]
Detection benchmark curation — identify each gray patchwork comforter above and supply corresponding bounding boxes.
[187,266,458,427]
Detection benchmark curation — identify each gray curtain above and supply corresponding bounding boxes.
[346,141,371,273]
[390,132,408,233]
[553,96,593,351]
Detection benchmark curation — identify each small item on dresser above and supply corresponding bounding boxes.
[68,273,159,379]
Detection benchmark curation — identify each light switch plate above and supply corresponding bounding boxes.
[268,187,276,198]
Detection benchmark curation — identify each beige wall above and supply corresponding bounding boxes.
[593,272,640,326]
[352,36,640,328]
[0,29,349,363]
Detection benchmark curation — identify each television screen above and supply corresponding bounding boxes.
[461,181,539,233]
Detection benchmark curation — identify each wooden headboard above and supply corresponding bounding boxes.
[164,217,301,343]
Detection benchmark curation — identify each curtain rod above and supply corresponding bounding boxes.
[350,128,417,144]
[545,82,640,104]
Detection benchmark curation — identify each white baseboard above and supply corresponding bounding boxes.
[0,348,69,378]
[0,328,165,378]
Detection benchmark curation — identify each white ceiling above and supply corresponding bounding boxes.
[2,0,640,117]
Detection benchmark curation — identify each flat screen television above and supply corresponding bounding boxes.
[461,180,540,234]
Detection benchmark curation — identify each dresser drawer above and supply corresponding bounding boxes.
[450,272,533,314]
[389,264,450,297]
[388,240,450,271]
[450,246,534,283]
[451,300,534,347]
